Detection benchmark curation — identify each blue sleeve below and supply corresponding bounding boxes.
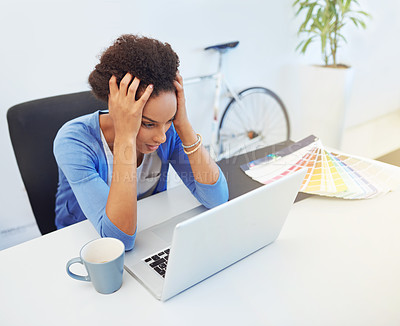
[169,132,229,208]
[54,125,136,251]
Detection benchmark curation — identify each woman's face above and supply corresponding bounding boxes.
[136,91,177,154]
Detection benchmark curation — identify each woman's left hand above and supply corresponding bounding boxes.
[173,72,199,149]
[173,73,220,185]
[173,72,190,129]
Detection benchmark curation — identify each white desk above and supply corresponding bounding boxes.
[1,185,400,326]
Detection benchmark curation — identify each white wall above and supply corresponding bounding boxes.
[1,0,399,248]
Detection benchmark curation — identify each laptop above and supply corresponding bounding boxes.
[124,168,306,301]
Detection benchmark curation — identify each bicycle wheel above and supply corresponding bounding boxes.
[218,87,290,158]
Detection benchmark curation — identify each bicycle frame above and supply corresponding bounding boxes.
[184,52,249,159]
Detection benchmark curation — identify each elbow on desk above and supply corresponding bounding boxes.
[204,190,229,209]
[99,228,137,252]
[196,185,229,209]
[121,234,136,252]
[192,169,229,209]
[98,215,137,251]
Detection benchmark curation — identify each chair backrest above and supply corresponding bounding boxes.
[7,91,107,235]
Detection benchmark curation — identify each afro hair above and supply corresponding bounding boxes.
[88,34,180,102]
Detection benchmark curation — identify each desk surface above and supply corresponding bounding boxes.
[1,183,400,326]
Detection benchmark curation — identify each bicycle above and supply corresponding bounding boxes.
[183,41,291,160]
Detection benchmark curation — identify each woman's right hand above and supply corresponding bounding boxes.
[106,73,153,235]
[108,73,153,139]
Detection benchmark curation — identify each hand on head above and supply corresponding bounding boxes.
[108,73,153,138]
[172,72,189,128]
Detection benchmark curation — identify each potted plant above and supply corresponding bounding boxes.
[292,0,371,148]
[294,0,370,67]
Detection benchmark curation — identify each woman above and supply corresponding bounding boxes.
[54,34,229,250]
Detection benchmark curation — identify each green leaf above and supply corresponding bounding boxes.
[300,4,316,31]
[337,33,347,43]
[295,40,305,52]
[344,0,352,11]
[358,19,367,29]
[293,0,301,7]
[350,17,359,27]
[321,33,327,52]
[357,10,372,18]
[294,5,306,17]
[300,37,315,54]
[328,1,337,15]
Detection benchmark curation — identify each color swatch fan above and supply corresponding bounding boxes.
[240,136,400,199]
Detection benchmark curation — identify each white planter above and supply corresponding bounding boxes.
[298,65,354,149]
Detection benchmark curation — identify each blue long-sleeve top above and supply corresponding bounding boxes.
[53,111,229,250]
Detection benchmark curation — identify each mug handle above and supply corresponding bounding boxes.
[66,257,91,282]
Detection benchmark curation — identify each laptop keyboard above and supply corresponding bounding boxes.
[143,248,170,278]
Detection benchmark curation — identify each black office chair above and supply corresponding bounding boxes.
[7,91,107,235]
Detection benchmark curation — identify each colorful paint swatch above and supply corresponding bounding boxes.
[242,136,400,199]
